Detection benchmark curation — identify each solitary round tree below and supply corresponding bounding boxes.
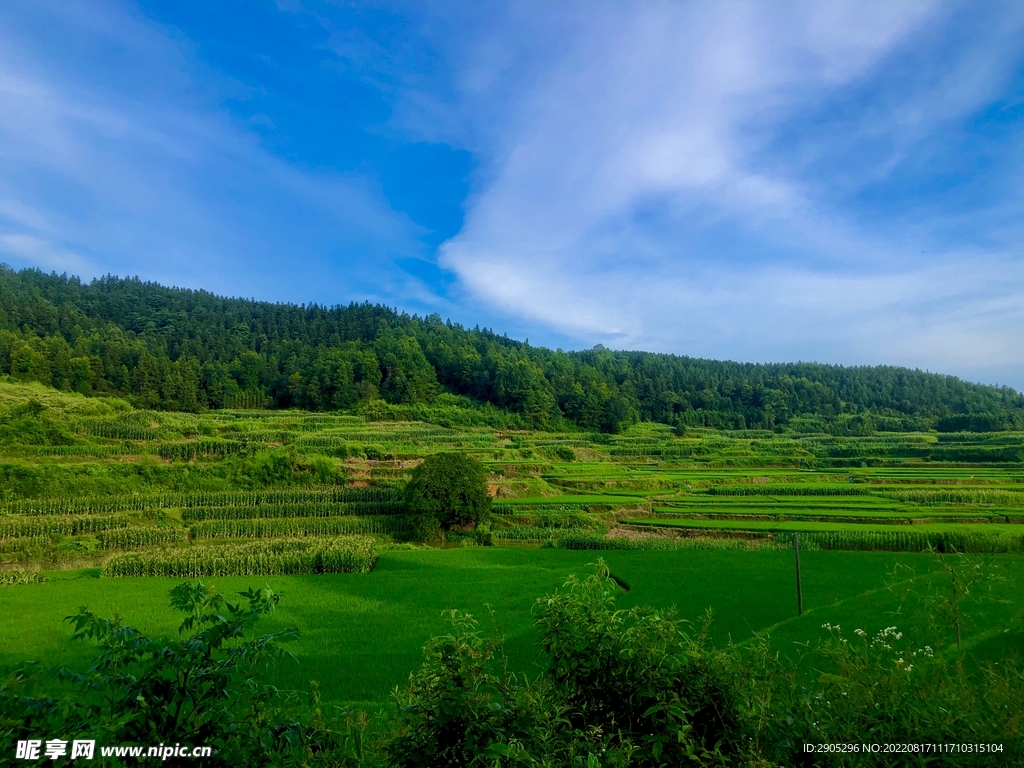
[404,452,490,533]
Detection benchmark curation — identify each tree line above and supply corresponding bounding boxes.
[2,265,1022,432]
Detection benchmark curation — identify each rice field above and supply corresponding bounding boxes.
[6,547,1022,706]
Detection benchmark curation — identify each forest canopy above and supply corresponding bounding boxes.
[1,265,1022,433]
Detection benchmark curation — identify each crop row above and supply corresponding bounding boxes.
[492,503,592,515]
[97,526,188,549]
[496,512,597,529]
[554,531,783,552]
[4,441,258,460]
[0,444,129,458]
[188,515,410,540]
[609,446,716,457]
[170,486,405,508]
[0,515,130,540]
[101,536,378,578]
[0,570,47,586]
[635,526,1024,554]
[885,489,1024,506]
[181,501,406,521]
[796,529,1024,553]
[296,430,456,446]
[653,511,997,526]
[1,486,404,516]
[0,536,51,554]
[0,495,167,516]
[492,526,580,541]
[72,421,162,440]
[155,440,252,460]
[705,485,871,497]
[218,430,295,443]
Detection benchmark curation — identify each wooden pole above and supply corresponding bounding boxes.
[793,532,803,616]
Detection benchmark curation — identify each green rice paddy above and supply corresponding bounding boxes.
[7,547,1022,706]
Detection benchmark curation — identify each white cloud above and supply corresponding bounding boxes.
[418,1,1024,386]
[0,1,422,302]
[0,233,93,274]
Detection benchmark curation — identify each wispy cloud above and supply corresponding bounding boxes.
[408,1,1024,386]
[0,1,423,303]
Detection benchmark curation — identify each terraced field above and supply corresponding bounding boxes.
[3,377,1024,564]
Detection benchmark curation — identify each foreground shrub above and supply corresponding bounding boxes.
[387,564,1024,767]
[387,611,566,767]
[0,583,354,766]
[536,566,744,765]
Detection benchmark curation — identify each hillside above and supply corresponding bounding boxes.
[1,265,1022,432]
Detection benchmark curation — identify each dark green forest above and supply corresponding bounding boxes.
[1,265,1022,433]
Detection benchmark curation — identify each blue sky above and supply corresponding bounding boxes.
[1,2,1024,388]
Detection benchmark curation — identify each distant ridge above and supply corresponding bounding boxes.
[1,265,1021,433]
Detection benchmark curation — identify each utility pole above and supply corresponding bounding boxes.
[793,532,803,616]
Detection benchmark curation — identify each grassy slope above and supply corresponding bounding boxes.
[6,548,1021,707]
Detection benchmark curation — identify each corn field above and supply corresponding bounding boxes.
[181,501,405,521]
[886,489,1024,506]
[0,486,403,516]
[101,536,377,577]
[492,503,592,515]
[796,529,1024,553]
[189,515,410,540]
[491,525,573,541]
[498,511,597,529]
[0,514,131,540]
[71,420,162,440]
[0,444,129,458]
[171,486,404,507]
[97,526,188,549]
[155,440,253,460]
[706,485,871,497]
[554,531,782,552]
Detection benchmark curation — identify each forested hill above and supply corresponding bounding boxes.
[1,266,1022,433]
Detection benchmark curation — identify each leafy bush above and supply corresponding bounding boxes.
[387,610,558,767]
[0,400,74,446]
[0,583,355,765]
[534,564,744,765]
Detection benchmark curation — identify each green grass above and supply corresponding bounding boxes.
[5,547,1015,707]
